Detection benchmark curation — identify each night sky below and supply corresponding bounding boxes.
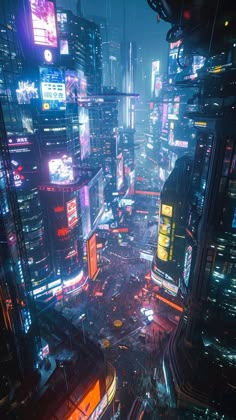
[56,0,170,74]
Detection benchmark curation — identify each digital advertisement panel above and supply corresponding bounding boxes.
[69,380,101,420]
[16,81,39,104]
[157,244,168,262]
[161,204,173,218]
[67,198,78,228]
[116,153,124,191]
[40,66,66,111]
[79,108,90,161]
[168,40,183,77]
[48,155,74,184]
[30,0,57,47]
[8,136,39,189]
[151,60,160,96]
[59,39,69,55]
[86,233,98,280]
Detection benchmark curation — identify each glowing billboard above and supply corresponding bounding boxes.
[59,39,69,55]
[79,108,90,161]
[48,156,74,184]
[67,198,78,228]
[86,234,98,280]
[151,60,160,96]
[116,153,124,190]
[16,81,39,104]
[69,380,101,420]
[30,0,57,47]
[40,66,66,111]
[161,204,173,217]
[157,245,168,262]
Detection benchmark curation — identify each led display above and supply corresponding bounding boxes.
[183,245,192,287]
[168,40,183,78]
[161,204,173,217]
[59,39,69,55]
[151,60,160,96]
[65,70,87,102]
[40,66,66,111]
[16,81,39,104]
[30,0,57,47]
[79,108,90,161]
[69,380,101,420]
[86,234,98,280]
[48,155,74,184]
[158,233,170,248]
[67,198,78,228]
[116,153,124,190]
[157,244,168,262]
[232,208,236,228]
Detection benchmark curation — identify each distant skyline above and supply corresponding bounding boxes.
[56,0,170,75]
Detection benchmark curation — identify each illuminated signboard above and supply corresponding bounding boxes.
[151,60,160,96]
[183,245,192,287]
[48,155,74,184]
[86,233,98,280]
[67,198,78,228]
[30,0,57,47]
[69,380,101,420]
[65,70,87,101]
[89,394,108,420]
[57,12,67,23]
[157,244,168,262]
[116,153,124,190]
[79,108,90,160]
[11,160,25,188]
[59,39,69,55]
[16,81,39,104]
[154,75,162,98]
[40,66,66,111]
[161,204,173,217]
[232,208,236,228]
[157,205,173,261]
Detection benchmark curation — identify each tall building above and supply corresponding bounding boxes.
[151,156,193,297]
[0,0,40,391]
[147,0,236,416]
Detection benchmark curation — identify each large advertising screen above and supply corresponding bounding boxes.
[151,60,160,96]
[16,81,39,104]
[89,174,104,228]
[86,234,98,280]
[168,40,183,80]
[66,380,101,420]
[67,198,78,228]
[48,155,74,184]
[30,0,57,47]
[8,136,40,189]
[116,153,124,191]
[79,108,90,161]
[40,67,66,111]
[65,70,87,102]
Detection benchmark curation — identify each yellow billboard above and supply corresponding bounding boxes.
[161,204,173,217]
[157,245,168,261]
[158,233,170,248]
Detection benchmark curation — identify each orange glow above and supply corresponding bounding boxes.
[54,206,64,213]
[135,190,160,196]
[110,227,129,233]
[57,227,69,237]
[155,293,183,312]
[87,234,98,280]
[68,380,101,420]
[145,272,151,280]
